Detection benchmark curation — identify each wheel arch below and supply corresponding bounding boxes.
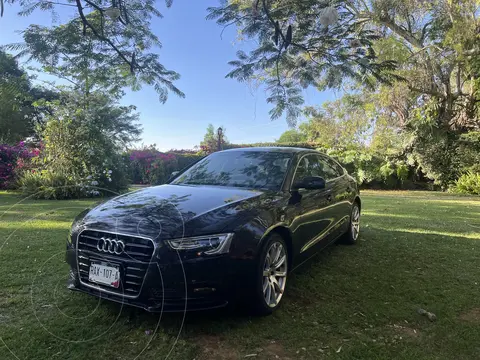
[354,195,361,211]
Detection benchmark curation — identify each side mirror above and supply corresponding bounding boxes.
[292,176,326,190]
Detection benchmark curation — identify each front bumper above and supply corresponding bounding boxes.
[66,237,251,312]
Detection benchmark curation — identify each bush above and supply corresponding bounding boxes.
[451,172,480,195]
[150,155,178,185]
[224,142,316,150]
[26,91,140,199]
[18,170,100,200]
[128,149,177,184]
[325,147,429,190]
[175,153,203,171]
[0,142,40,189]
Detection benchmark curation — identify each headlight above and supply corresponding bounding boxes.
[167,233,234,255]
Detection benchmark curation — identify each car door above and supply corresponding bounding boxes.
[317,155,352,241]
[287,154,337,262]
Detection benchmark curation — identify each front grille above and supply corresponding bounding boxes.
[77,229,155,297]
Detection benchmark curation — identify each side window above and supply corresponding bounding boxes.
[293,156,310,183]
[313,156,338,180]
[293,154,344,185]
[325,157,345,178]
[293,155,326,183]
[307,155,327,178]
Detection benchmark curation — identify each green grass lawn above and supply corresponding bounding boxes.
[1,190,480,359]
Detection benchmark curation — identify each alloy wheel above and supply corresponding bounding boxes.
[351,205,360,241]
[262,241,287,308]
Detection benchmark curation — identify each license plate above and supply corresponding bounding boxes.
[88,262,120,288]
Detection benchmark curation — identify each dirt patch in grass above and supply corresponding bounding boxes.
[195,334,240,360]
[259,341,292,359]
[195,336,292,360]
[458,308,480,323]
[388,324,421,339]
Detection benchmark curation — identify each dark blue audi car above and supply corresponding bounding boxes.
[66,147,361,314]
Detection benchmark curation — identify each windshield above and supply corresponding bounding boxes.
[171,151,292,190]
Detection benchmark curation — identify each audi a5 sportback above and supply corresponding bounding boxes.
[66,147,361,314]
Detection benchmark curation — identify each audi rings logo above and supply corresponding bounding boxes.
[96,237,125,255]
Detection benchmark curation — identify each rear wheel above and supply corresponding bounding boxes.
[342,202,360,244]
[251,233,288,315]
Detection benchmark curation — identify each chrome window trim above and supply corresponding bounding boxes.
[289,152,345,190]
[76,228,156,300]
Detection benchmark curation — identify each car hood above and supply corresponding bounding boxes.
[80,184,265,240]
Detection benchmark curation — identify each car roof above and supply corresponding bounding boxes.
[219,147,315,154]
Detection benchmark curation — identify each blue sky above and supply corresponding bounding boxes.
[0,0,339,151]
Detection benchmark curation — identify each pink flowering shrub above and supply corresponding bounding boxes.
[0,142,41,189]
[128,150,178,185]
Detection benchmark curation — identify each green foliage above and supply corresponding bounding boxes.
[396,162,409,183]
[326,147,426,190]
[0,50,57,143]
[174,153,203,170]
[451,172,480,195]
[207,0,399,124]
[281,0,480,189]
[5,0,184,103]
[379,161,395,180]
[150,156,178,185]
[18,169,93,200]
[276,129,306,143]
[127,147,203,185]
[299,95,373,148]
[224,142,316,150]
[20,90,139,198]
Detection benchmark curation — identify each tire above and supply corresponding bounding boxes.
[250,233,288,315]
[341,202,361,245]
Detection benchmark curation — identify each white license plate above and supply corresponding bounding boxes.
[88,262,120,288]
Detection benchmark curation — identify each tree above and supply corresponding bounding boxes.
[207,0,400,124]
[200,124,229,153]
[276,129,306,143]
[287,1,479,188]
[296,94,373,148]
[346,0,480,188]
[32,89,142,194]
[3,0,184,103]
[350,0,480,131]
[0,50,57,143]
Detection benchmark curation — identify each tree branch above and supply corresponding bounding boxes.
[83,0,106,35]
[360,10,424,49]
[45,1,78,7]
[420,21,431,43]
[220,15,249,40]
[456,65,461,95]
[409,85,444,98]
[380,15,423,48]
[74,0,134,72]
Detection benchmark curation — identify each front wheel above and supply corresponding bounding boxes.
[251,234,288,315]
[341,202,361,244]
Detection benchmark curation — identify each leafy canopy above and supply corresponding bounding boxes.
[0,50,57,143]
[3,0,184,103]
[207,0,400,125]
